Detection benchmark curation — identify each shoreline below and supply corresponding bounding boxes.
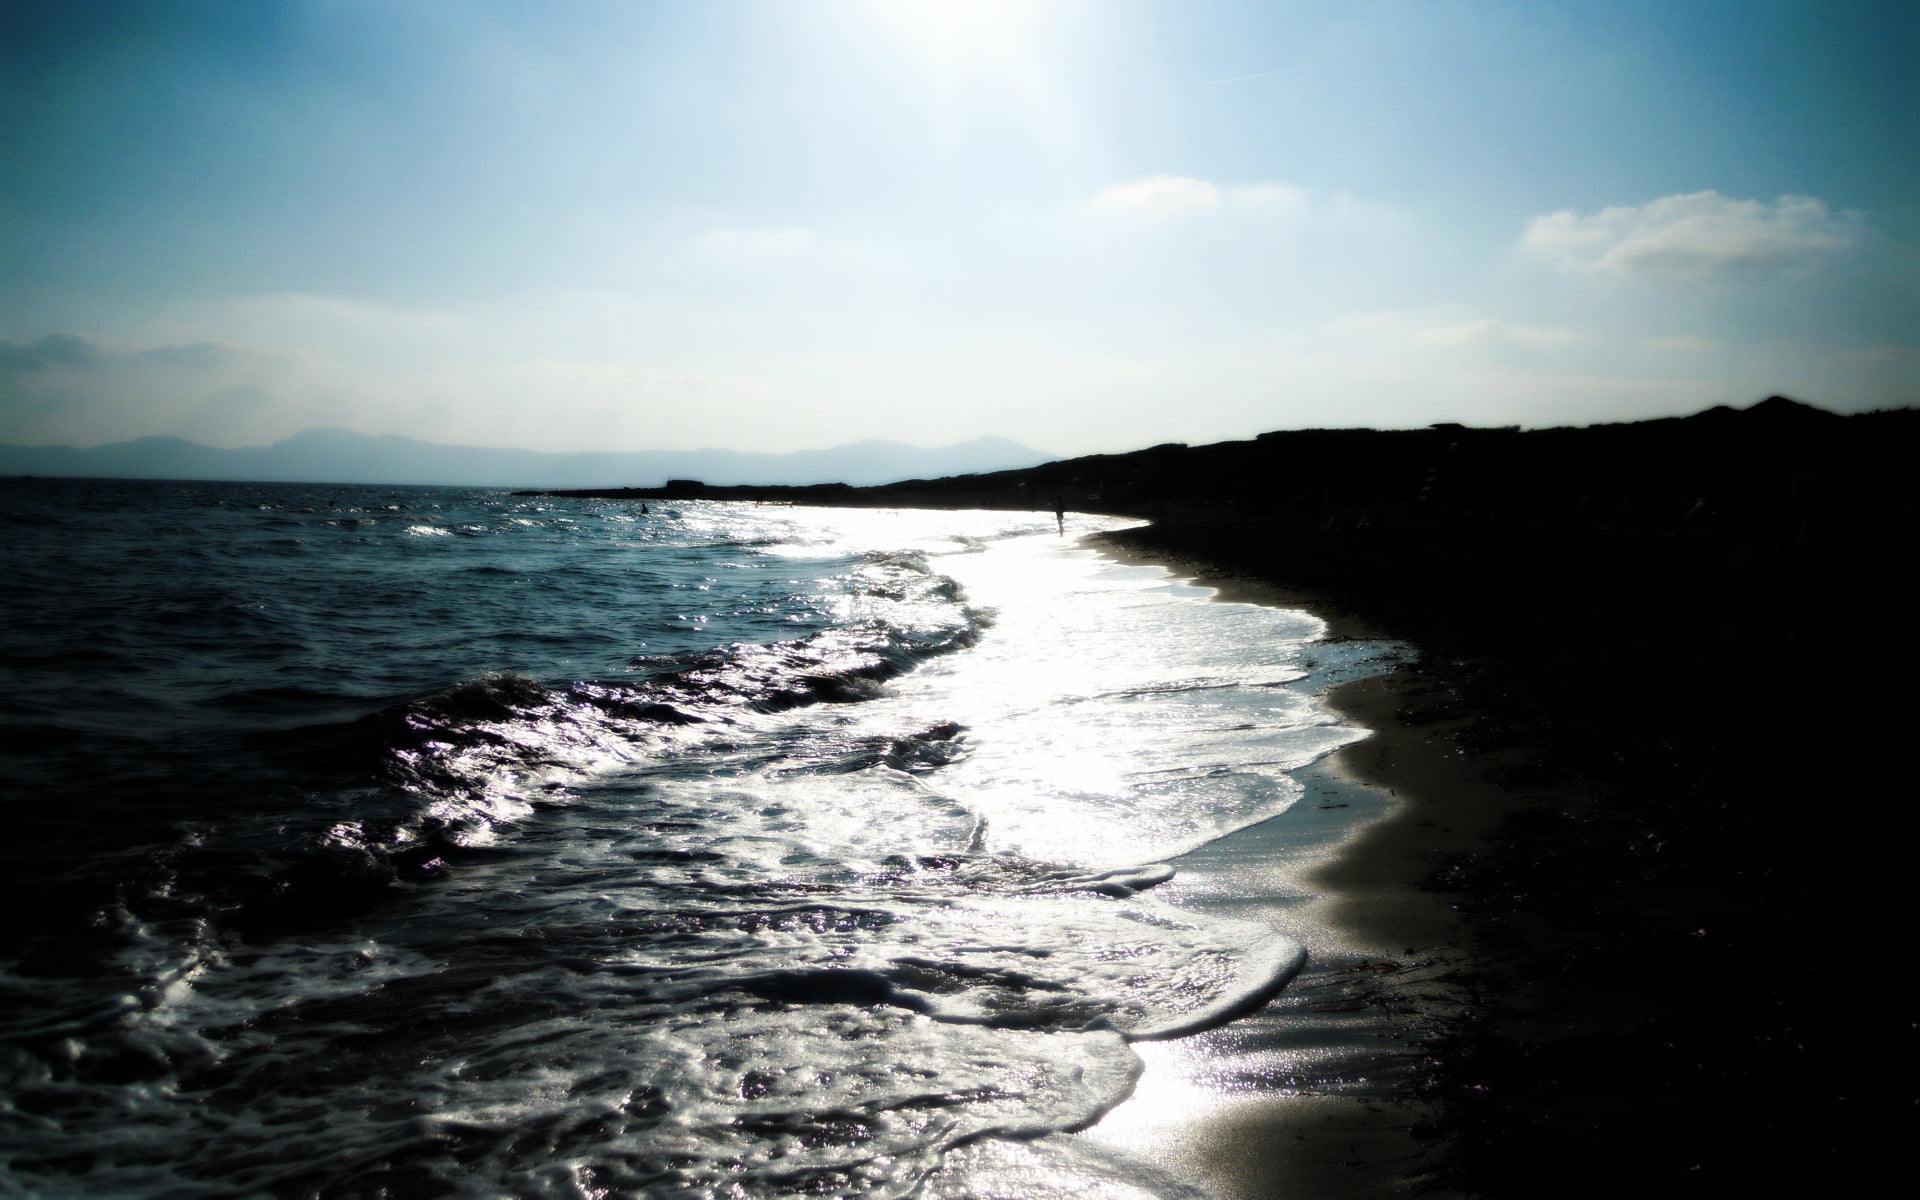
[1088,527,1516,964]
[1079,532,1499,1199]
[1090,527,1506,956]
[1079,506,1911,1197]
[509,482,1909,1194]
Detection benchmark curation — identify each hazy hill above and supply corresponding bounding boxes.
[0,428,1055,488]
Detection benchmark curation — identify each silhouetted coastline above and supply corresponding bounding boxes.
[544,395,1916,1195]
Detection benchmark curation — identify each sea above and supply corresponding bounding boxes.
[0,477,1402,1199]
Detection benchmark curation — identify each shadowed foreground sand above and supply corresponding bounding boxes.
[1083,501,1911,1198]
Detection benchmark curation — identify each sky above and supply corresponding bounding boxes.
[3,0,1915,458]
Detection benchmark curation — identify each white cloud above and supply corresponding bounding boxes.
[1228,182,1311,216]
[1093,175,1222,218]
[1414,318,1583,349]
[1521,191,1861,279]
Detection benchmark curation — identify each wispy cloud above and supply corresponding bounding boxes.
[1093,175,1223,218]
[1521,191,1862,279]
[1094,176,1314,220]
[0,332,284,379]
[0,332,320,447]
[0,332,110,372]
[1415,318,1583,349]
[1228,182,1311,216]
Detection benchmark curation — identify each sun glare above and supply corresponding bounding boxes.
[867,0,1042,57]
[918,0,1024,43]
[852,0,1083,157]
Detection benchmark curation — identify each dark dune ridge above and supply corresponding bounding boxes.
[545,396,1917,1196]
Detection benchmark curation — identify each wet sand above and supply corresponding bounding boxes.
[1080,506,1912,1198]
[1078,540,1493,1199]
[545,401,1914,1195]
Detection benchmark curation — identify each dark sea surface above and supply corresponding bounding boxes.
[0,478,1385,1198]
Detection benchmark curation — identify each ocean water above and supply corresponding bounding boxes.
[0,478,1381,1199]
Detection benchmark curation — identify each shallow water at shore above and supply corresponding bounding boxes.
[1,479,1408,1197]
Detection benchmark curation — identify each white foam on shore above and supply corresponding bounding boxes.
[4,503,1392,1200]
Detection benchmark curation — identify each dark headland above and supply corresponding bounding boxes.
[538,396,1917,1197]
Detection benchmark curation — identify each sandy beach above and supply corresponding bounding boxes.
[1077,538,1499,1199]
[1079,496,1912,1198]
[536,401,1916,1196]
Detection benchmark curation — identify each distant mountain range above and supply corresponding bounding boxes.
[0,427,1057,488]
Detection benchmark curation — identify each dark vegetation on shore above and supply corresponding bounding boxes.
[544,396,1916,1195]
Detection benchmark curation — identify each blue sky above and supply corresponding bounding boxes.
[3,0,1914,456]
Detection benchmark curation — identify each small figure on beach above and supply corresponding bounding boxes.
[1053,496,1065,535]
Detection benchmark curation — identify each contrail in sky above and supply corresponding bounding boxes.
[1208,66,1314,84]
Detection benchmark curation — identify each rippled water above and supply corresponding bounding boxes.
[0,478,1370,1198]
